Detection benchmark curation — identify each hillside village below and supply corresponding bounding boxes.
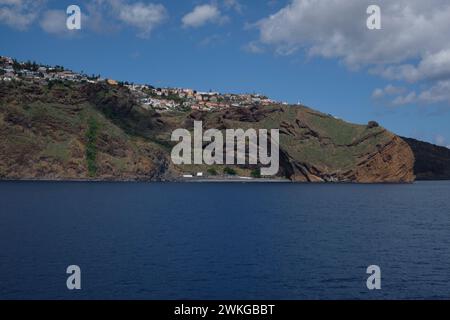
[0,56,284,113]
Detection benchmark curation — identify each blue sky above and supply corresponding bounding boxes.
[1,0,450,146]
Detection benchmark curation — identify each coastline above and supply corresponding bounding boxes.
[0,177,432,184]
[0,177,291,183]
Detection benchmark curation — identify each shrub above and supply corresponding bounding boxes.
[207,168,218,176]
[251,168,261,178]
[86,117,99,176]
[223,167,236,175]
[367,121,379,129]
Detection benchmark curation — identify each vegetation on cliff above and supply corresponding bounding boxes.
[0,80,417,182]
[85,117,99,177]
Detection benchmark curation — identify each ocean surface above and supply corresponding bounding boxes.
[0,181,449,300]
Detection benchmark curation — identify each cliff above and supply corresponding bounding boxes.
[402,137,450,180]
[0,80,416,182]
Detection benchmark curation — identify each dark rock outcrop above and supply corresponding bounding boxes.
[402,137,450,180]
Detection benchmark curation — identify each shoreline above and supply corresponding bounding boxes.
[0,177,443,184]
[0,177,291,183]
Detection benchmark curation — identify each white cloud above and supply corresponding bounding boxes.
[199,33,230,47]
[113,1,167,38]
[39,10,68,35]
[83,0,118,34]
[435,135,446,146]
[224,0,243,14]
[256,0,450,66]
[433,135,450,149]
[182,4,226,28]
[0,0,167,37]
[0,0,45,30]
[255,0,450,107]
[372,49,450,83]
[392,92,417,106]
[381,81,450,106]
[81,0,167,37]
[372,88,384,99]
[0,0,23,4]
[372,84,406,99]
[417,80,450,104]
[243,41,265,54]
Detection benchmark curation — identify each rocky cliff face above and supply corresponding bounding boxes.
[0,80,416,183]
[402,137,450,180]
[207,106,415,183]
[280,135,415,183]
[340,135,415,183]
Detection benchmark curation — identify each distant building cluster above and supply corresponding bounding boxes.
[1,56,287,112]
[0,56,16,82]
[0,56,109,85]
[127,85,279,112]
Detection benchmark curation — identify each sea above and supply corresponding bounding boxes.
[0,181,449,299]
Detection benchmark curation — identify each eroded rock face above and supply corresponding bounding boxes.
[211,106,416,183]
[342,135,415,183]
[283,135,415,183]
[0,81,416,183]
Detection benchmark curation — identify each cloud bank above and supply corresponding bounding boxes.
[0,0,168,38]
[254,0,450,106]
[0,0,45,30]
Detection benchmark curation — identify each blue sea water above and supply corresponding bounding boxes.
[0,181,449,300]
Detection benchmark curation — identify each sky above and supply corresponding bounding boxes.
[1,0,450,147]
